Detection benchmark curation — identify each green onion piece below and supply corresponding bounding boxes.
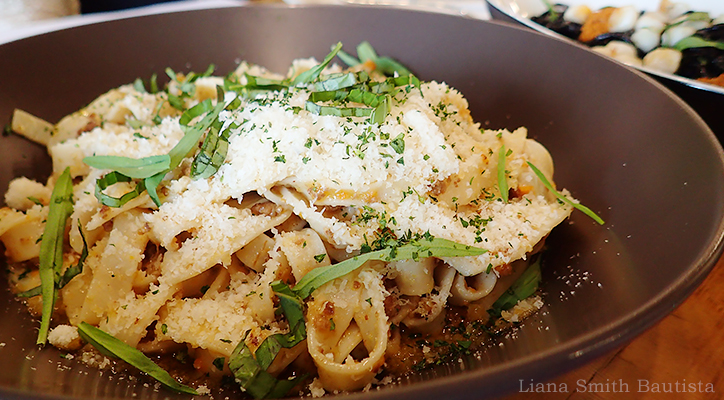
[77,322,198,395]
[37,167,74,345]
[527,161,605,225]
[292,42,343,86]
[83,154,170,179]
[229,331,305,399]
[673,36,724,52]
[488,256,542,318]
[498,145,509,203]
[94,171,146,208]
[293,238,486,299]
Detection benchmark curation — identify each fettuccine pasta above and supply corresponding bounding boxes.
[1,43,583,398]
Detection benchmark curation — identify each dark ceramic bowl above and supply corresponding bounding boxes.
[1,4,723,400]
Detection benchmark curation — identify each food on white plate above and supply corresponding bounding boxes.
[531,0,724,87]
[0,42,602,398]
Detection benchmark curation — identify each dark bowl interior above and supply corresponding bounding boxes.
[1,4,723,400]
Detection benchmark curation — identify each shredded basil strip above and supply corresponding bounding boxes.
[77,322,198,395]
[83,154,170,179]
[229,237,485,398]
[292,42,343,86]
[293,238,486,299]
[94,171,146,208]
[311,72,360,92]
[86,89,228,208]
[19,220,88,299]
[341,41,413,77]
[229,331,305,399]
[255,282,306,369]
[305,101,373,118]
[370,94,391,125]
[36,167,74,345]
[488,256,542,318]
[498,144,509,203]
[527,161,605,225]
[673,36,724,52]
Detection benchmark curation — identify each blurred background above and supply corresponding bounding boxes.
[0,0,202,30]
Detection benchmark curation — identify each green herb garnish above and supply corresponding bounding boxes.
[18,220,89,299]
[84,88,229,207]
[36,167,74,345]
[527,161,605,225]
[488,256,542,318]
[497,144,509,203]
[292,237,486,299]
[338,41,412,76]
[78,322,198,395]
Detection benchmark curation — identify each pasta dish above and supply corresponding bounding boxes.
[0,43,598,398]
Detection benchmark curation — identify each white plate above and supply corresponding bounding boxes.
[486,0,724,95]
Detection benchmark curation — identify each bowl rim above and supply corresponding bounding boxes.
[1,3,724,399]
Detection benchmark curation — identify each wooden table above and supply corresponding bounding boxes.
[500,256,724,399]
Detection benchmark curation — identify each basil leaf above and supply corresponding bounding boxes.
[58,220,89,288]
[94,171,146,208]
[498,145,509,203]
[37,167,74,345]
[336,49,360,67]
[191,118,224,178]
[144,171,166,207]
[342,41,413,77]
[372,56,412,77]
[346,89,385,107]
[311,72,359,92]
[78,322,198,395]
[356,41,378,63]
[244,73,289,89]
[305,101,373,118]
[526,161,605,225]
[229,331,305,399]
[370,94,391,125]
[83,154,170,179]
[293,238,486,299]
[18,220,88,299]
[488,256,542,318]
[254,282,306,370]
[170,99,226,168]
[292,42,343,86]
